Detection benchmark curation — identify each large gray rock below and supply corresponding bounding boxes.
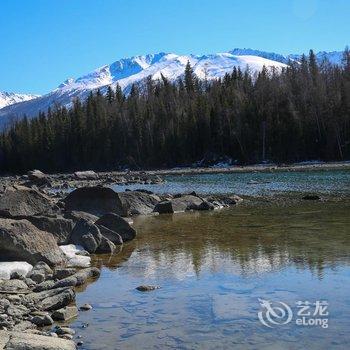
[53,268,76,281]
[154,195,204,214]
[119,191,161,216]
[96,236,116,253]
[25,216,74,244]
[153,201,173,214]
[68,219,102,253]
[96,224,123,245]
[74,170,98,180]
[51,306,78,322]
[29,312,54,327]
[63,186,124,216]
[53,268,100,289]
[95,213,136,242]
[27,262,53,284]
[24,287,75,311]
[27,170,51,187]
[0,185,54,218]
[0,280,29,293]
[0,330,75,350]
[64,211,98,224]
[0,219,66,266]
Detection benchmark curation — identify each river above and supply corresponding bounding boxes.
[69,171,350,349]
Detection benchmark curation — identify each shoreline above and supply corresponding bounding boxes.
[132,161,350,177]
[1,161,350,180]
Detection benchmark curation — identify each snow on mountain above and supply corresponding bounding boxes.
[0,91,39,109]
[230,48,345,65]
[0,49,344,128]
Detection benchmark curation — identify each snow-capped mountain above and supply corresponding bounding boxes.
[0,49,344,128]
[0,91,39,109]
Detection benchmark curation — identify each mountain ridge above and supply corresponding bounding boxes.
[0,48,345,128]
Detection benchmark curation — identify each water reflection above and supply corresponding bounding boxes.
[72,201,350,350]
[93,202,350,279]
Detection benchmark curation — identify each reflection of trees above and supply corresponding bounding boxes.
[86,202,350,280]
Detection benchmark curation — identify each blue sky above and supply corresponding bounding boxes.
[1,0,349,94]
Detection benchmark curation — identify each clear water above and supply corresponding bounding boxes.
[70,199,350,350]
[112,170,350,196]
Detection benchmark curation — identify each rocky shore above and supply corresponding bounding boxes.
[0,170,242,349]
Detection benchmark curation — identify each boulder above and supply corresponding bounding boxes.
[0,185,54,218]
[96,224,123,245]
[96,236,116,253]
[25,287,75,311]
[68,219,102,253]
[154,195,204,214]
[220,195,243,205]
[64,211,98,224]
[95,213,136,242]
[196,201,215,210]
[153,201,173,214]
[53,268,100,289]
[51,306,78,321]
[25,216,74,244]
[0,219,66,266]
[63,186,124,216]
[0,279,29,293]
[302,194,321,200]
[0,330,76,350]
[119,191,161,216]
[27,262,53,284]
[29,312,54,327]
[27,170,51,187]
[74,170,98,180]
[33,280,55,292]
[53,268,77,280]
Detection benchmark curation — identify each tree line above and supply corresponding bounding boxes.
[0,49,349,173]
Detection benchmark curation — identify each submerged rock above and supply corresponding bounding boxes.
[302,194,321,200]
[95,213,136,242]
[136,285,161,292]
[95,224,123,245]
[95,235,116,253]
[79,303,92,311]
[51,306,78,322]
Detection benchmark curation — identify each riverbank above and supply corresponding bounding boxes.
[0,171,243,349]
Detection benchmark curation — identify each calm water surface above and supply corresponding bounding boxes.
[71,200,350,350]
